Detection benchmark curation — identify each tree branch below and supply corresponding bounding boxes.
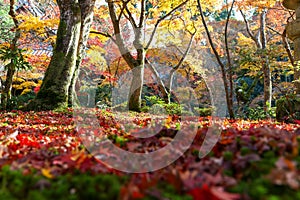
[240,9,261,48]
[117,0,129,22]
[107,0,137,69]
[124,6,138,29]
[138,0,145,28]
[225,0,235,118]
[197,0,234,118]
[145,0,188,49]
[282,28,295,66]
[173,30,195,71]
[89,30,116,43]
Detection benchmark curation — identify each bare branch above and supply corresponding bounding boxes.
[107,0,137,69]
[198,0,225,70]
[282,28,295,66]
[266,25,281,35]
[240,9,261,48]
[124,6,138,28]
[138,0,145,28]
[89,30,116,43]
[145,58,169,100]
[117,0,129,21]
[172,30,195,71]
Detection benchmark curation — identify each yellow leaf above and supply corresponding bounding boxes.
[41,168,53,179]
[165,116,172,129]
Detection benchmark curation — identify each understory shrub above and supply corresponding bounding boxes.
[4,91,36,110]
[276,94,300,122]
[143,96,183,115]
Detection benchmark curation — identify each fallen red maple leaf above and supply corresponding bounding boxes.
[188,184,240,200]
[294,119,300,125]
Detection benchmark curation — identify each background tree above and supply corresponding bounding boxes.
[90,0,200,111]
[197,0,236,119]
[0,0,31,109]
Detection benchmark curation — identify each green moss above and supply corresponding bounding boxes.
[223,151,234,161]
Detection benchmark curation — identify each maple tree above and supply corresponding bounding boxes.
[0,0,58,110]
[236,1,297,118]
[90,0,219,112]
[195,0,295,118]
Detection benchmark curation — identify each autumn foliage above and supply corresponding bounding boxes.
[0,109,300,199]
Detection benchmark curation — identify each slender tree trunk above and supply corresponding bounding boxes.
[197,0,235,119]
[68,0,96,107]
[260,9,272,113]
[241,9,272,114]
[27,1,82,110]
[107,0,143,111]
[168,69,176,103]
[225,0,235,117]
[146,59,170,103]
[2,64,15,109]
[1,0,20,110]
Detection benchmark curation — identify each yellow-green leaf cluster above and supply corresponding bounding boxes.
[17,14,59,34]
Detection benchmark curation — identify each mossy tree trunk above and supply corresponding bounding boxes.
[27,0,95,110]
[1,63,16,110]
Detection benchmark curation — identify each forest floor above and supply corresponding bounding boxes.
[0,109,300,200]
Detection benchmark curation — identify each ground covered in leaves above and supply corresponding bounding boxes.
[1,109,300,200]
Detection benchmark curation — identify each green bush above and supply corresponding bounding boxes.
[276,94,300,122]
[95,84,112,107]
[143,96,183,115]
[237,106,276,120]
[194,107,213,117]
[5,91,36,110]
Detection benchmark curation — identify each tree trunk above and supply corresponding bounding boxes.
[225,0,235,118]
[129,26,145,112]
[26,0,95,110]
[1,0,20,110]
[1,64,15,109]
[128,65,144,111]
[146,60,170,103]
[68,0,96,107]
[197,0,235,119]
[282,28,299,92]
[107,0,144,112]
[260,9,272,113]
[241,9,272,114]
[294,67,300,94]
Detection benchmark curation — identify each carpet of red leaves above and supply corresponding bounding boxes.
[1,109,300,199]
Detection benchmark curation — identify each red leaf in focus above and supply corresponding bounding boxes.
[188,184,220,200]
[131,191,145,199]
[188,184,240,200]
[294,120,300,125]
[34,86,40,94]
